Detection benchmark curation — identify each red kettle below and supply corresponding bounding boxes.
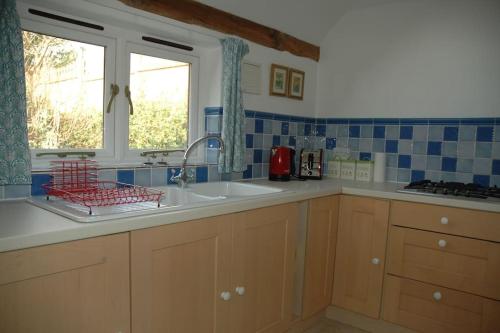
[269,146,295,181]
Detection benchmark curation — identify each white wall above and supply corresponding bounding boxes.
[242,41,317,117]
[316,0,500,118]
[199,41,318,117]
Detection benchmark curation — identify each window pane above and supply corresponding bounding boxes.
[23,31,105,149]
[129,53,189,149]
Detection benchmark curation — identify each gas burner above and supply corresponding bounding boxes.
[398,180,500,200]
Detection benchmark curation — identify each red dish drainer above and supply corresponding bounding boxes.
[42,160,164,215]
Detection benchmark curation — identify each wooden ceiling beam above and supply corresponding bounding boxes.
[118,0,320,61]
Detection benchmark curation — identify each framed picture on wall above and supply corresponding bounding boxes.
[269,64,289,96]
[287,68,305,100]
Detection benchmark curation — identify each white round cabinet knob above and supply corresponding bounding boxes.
[440,217,449,225]
[235,286,246,296]
[438,239,447,248]
[371,258,380,265]
[433,291,442,301]
[220,291,231,301]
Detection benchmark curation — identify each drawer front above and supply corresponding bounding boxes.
[387,226,500,300]
[390,201,500,242]
[382,275,500,333]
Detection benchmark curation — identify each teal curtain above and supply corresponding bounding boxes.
[218,38,249,173]
[0,0,31,185]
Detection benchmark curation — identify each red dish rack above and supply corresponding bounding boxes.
[42,160,164,215]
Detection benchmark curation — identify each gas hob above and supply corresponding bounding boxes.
[397,180,500,201]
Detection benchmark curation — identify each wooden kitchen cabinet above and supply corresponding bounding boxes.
[382,275,500,333]
[332,195,390,318]
[0,233,130,333]
[131,203,298,333]
[302,195,339,319]
[131,215,234,333]
[232,203,299,333]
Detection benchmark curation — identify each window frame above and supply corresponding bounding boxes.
[21,18,117,168]
[121,41,200,164]
[20,10,203,169]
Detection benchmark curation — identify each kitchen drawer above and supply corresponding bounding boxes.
[382,275,500,333]
[387,226,500,300]
[390,201,500,242]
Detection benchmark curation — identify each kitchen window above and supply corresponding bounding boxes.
[21,12,199,167]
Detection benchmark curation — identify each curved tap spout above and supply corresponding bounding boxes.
[171,135,225,188]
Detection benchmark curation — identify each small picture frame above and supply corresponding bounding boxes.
[269,64,289,97]
[287,68,305,100]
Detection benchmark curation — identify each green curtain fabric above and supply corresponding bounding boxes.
[0,0,31,185]
[218,38,249,173]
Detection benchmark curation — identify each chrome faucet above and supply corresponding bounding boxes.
[171,134,225,188]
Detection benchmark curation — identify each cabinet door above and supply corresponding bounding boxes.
[131,215,234,333]
[0,233,130,333]
[302,195,339,319]
[233,203,299,333]
[332,195,389,318]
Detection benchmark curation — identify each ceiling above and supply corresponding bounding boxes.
[197,0,398,45]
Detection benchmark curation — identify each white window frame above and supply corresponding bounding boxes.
[21,18,117,169]
[19,5,203,169]
[121,41,200,164]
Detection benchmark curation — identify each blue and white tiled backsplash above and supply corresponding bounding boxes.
[1,107,499,199]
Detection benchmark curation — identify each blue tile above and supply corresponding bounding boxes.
[373,126,385,139]
[272,135,280,146]
[289,136,296,147]
[31,173,52,196]
[244,110,255,118]
[326,137,337,150]
[316,124,326,137]
[349,118,373,125]
[243,165,253,179]
[411,170,426,182]
[349,125,360,138]
[400,119,428,125]
[360,152,371,161]
[166,167,181,185]
[207,138,220,148]
[427,142,442,156]
[253,149,263,163]
[385,140,399,153]
[195,166,208,183]
[492,160,500,175]
[117,169,134,185]
[429,118,460,125]
[327,119,349,124]
[374,118,399,125]
[461,118,495,125]
[290,116,306,123]
[476,127,493,142]
[399,126,413,140]
[304,124,312,136]
[473,175,490,187]
[204,107,223,115]
[281,122,289,135]
[305,118,316,124]
[398,155,412,169]
[315,118,327,124]
[254,111,273,119]
[441,157,457,172]
[274,114,290,121]
[246,134,254,148]
[443,126,459,141]
[255,119,263,133]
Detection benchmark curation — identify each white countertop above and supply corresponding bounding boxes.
[1,178,499,253]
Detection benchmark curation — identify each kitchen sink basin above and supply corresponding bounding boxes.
[187,181,283,198]
[156,186,221,206]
